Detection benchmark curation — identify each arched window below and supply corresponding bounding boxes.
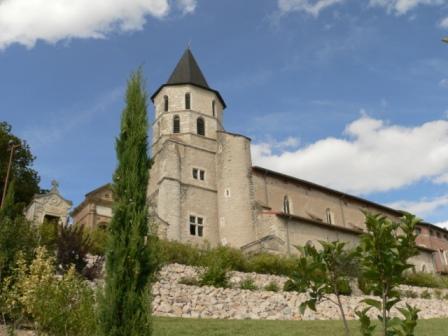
[173,115,180,133]
[164,95,169,112]
[197,117,205,136]
[283,195,290,214]
[212,100,216,117]
[185,93,191,110]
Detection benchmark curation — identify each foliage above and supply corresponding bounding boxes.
[157,239,206,266]
[178,276,199,286]
[199,259,230,288]
[56,223,92,274]
[84,226,108,256]
[0,121,41,214]
[0,247,96,335]
[403,272,448,289]
[98,69,158,336]
[400,290,418,299]
[240,277,257,291]
[264,281,280,292]
[0,182,37,282]
[245,252,296,276]
[419,290,431,299]
[356,213,420,336]
[288,240,357,336]
[38,219,58,252]
[283,279,303,292]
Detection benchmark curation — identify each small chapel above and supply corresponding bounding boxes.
[73,48,448,274]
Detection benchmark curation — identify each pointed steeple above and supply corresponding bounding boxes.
[151,48,226,108]
[167,48,210,88]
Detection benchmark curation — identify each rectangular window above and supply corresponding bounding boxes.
[189,215,204,237]
[192,168,205,181]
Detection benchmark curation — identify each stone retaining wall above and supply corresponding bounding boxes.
[152,264,448,320]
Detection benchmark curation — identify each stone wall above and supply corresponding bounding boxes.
[152,264,448,320]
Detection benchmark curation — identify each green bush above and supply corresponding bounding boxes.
[403,272,447,288]
[246,253,296,276]
[1,247,96,335]
[264,281,280,292]
[401,290,418,298]
[434,290,443,300]
[199,263,229,288]
[84,226,108,256]
[157,240,206,266]
[283,279,304,292]
[420,290,432,299]
[333,279,352,296]
[240,277,257,291]
[178,276,199,286]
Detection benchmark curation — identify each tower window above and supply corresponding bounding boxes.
[185,93,191,110]
[197,117,205,136]
[212,100,216,117]
[189,215,203,237]
[192,168,205,181]
[283,196,290,214]
[164,95,169,112]
[173,115,180,133]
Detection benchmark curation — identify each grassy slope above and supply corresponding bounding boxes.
[154,317,448,336]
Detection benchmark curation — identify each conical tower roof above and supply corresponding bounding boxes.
[167,48,210,88]
[151,48,226,108]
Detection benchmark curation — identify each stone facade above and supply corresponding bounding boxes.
[24,180,72,226]
[72,184,113,230]
[146,48,440,274]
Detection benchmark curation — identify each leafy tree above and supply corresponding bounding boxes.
[98,70,158,336]
[0,121,41,213]
[0,181,37,282]
[356,213,420,336]
[56,223,92,274]
[289,241,357,336]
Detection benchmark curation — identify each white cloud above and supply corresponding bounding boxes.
[0,0,197,49]
[440,16,448,28]
[369,0,445,15]
[277,0,345,16]
[387,195,448,216]
[440,79,448,88]
[252,115,448,195]
[176,0,197,14]
[434,220,448,228]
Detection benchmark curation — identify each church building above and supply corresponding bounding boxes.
[75,48,448,274]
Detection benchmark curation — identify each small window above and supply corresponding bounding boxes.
[225,189,230,198]
[197,117,205,136]
[192,168,205,181]
[185,93,191,110]
[437,231,441,238]
[173,115,180,133]
[326,208,335,225]
[283,196,290,214]
[189,215,204,237]
[212,100,216,117]
[414,228,422,235]
[164,95,169,112]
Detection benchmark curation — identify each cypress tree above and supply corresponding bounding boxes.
[99,70,154,336]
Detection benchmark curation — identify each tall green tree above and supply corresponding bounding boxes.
[0,121,41,212]
[98,70,156,336]
[356,213,420,336]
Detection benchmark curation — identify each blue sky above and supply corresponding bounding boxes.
[1,0,448,226]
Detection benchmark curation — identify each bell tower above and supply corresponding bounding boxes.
[148,48,227,244]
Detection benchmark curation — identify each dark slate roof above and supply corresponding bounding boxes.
[167,48,209,88]
[151,48,226,108]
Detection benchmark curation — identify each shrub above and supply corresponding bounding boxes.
[57,223,92,274]
[199,261,229,288]
[401,290,418,298]
[38,219,58,252]
[157,240,206,266]
[403,272,445,288]
[283,278,303,292]
[1,247,96,335]
[84,226,108,256]
[420,290,432,299]
[264,281,279,292]
[334,279,352,296]
[240,277,257,291]
[246,253,296,276]
[434,290,442,300]
[178,276,199,286]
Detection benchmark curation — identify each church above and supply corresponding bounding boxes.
[73,48,448,274]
